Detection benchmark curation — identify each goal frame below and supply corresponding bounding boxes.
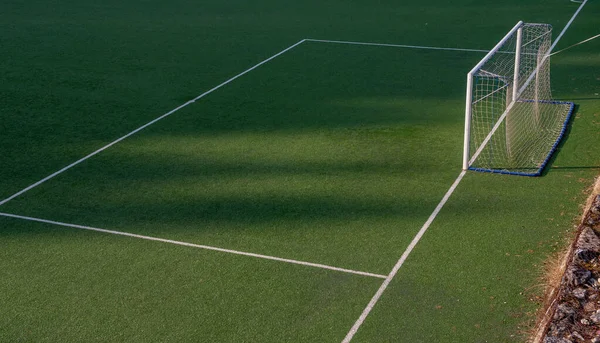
[462,21,575,176]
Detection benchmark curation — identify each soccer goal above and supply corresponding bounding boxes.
[463,21,574,176]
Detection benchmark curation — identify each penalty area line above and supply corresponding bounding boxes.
[0,39,307,207]
[342,170,467,342]
[305,38,490,53]
[0,211,387,279]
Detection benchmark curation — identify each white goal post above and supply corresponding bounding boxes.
[463,21,574,176]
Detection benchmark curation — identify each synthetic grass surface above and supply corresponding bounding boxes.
[352,170,600,342]
[0,216,382,342]
[1,44,477,275]
[1,0,599,342]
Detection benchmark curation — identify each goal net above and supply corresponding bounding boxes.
[463,21,574,176]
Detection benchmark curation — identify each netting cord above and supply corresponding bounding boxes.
[549,33,600,56]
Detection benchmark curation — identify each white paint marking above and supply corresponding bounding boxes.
[342,170,466,342]
[0,39,307,207]
[550,33,600,56]
[0,211,387,279]
[550,0,588,54]
[305,38,489,53]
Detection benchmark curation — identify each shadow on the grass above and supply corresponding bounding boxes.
[539,104,578,177]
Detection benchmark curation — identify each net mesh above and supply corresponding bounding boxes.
[467,23,573,176]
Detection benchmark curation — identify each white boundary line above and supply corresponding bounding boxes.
[550,0,589,53]
[515,0,589,102]
[341,170,466,342]
[342,1,590,340]
[0,39,307,207]
[0,211,387,279]
[305,38,489,53]
[550,33,600,56]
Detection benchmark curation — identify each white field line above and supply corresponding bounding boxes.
[305,38,489,53]
[0,211,387,279]
[549,32,600,57]
[0,39,307,207]
[517,0,588,98]
[551,0,589,54]
[342,170,467,343]
[531,0,588,95]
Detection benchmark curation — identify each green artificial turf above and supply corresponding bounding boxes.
[0,216,382,342]
[1,44,478,275]
[1,0,598,341]
[351,170,600,342]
